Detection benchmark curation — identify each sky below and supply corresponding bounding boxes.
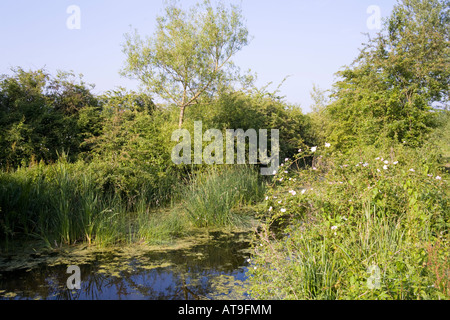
[0,0,398,113]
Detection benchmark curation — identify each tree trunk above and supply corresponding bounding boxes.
[178,105,186,129]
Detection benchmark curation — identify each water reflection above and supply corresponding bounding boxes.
[0,231,253,300]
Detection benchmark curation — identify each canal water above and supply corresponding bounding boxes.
[0,230,254,300]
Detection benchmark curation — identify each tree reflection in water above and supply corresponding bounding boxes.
[0,231,252,300]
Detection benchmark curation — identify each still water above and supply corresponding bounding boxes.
[0,230,253,300]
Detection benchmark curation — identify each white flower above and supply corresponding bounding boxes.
[342,217,348,221]
[285,158,289,162]
[363,162,369,167]
[313,167,317,170]
[384,160,389,164]
[436,176,442,180]
[383,165,388,170]
[409,169,415,172]
[280,208,286,213]
[279,178,283,182]
[268,206,273,212]
[325,142,331,148]
[377,169,381,172]
[273,170,277,175]
[265,196,269,201]
[375,157,380,160]
[331,226,338,230]
[301,189,306,195]
[298,149,302,153]
[311,146,317,153]
[393,161,398,165]
[278,200,282,204]
[427,174,433,177]
[284,171,288,174]
[289,190,297,196]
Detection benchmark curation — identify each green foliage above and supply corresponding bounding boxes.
[247,143,449,300]
[121,0,250,127]
[0,68,101,169]
[324,0,449,151]
[182,166,265,227]
[186,89,312,162]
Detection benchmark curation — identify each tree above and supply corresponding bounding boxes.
[325,0,449,150]
[0,68,100,168]
[120,0,250,128]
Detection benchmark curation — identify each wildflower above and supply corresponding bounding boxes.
[427,174,433,177]
[279,178,283,182]
[268,207,273,212]
[363,162,369,167]
[409,169,415,172]
[301,189,306,195]
[289,190,297,196]
[280,208,287,213]
[313,167,317,170]
[325,142,331,148]
[298,149,302,153]
[384,160,389,164]
[311,146,317,153]
[284,171,288,174]
[247,258,251,263]
[383,165,388,170]
[331,226,338,230]
[265,196,269,201]
[278,200,282,204]
[393,161,398,165]
[377,169,381,172]
[436,176,442,180]
[343,164,348,168]
[273,170,277,175]
[375,157,380,160]
[342,217,348,221]
[285,158,289,162]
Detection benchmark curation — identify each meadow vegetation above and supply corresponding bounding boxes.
[0,0,448,300]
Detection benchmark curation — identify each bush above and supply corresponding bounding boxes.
[247,143,449,300]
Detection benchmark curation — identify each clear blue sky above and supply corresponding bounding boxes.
[0,0,397,113]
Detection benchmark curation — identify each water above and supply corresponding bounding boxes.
[0,230,254,300]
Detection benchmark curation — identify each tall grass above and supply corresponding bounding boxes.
[182,165,266,228]
[248,144,449,300]
[0,158,168,247]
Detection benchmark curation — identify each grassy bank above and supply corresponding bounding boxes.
[247,143,449,300]
[0,159,265,249]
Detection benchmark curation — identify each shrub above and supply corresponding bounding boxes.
[247,143,449,300]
